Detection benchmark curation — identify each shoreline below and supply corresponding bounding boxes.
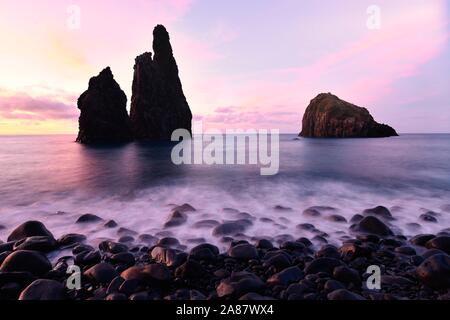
[0,207,449,300]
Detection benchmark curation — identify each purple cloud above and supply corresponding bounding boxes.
[0,92,77,121]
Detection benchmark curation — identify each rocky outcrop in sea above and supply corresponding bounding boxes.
[76,67,132,144]
[76,25,192,144]
[130,25,192,140]
[300,93,398,138]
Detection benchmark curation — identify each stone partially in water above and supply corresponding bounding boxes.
[212,220,252,237]
[76,67,132,144]
[76,214,104,224]
[227,243,258,261]
[299,93,397,138]
[164,211,188,228]
[351,216,394,237]
[13,236,58,253]
[7,221,54,242]
[130,25,192,140]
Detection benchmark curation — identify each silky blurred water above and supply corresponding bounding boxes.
[0,134,449,249]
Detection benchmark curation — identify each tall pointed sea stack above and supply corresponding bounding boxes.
[130,25,192,140]
[76,67,132,144]
[300,93,398,138]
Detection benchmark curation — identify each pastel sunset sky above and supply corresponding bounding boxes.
[0,0,449,134]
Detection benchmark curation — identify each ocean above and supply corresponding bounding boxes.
[0,134,449,251]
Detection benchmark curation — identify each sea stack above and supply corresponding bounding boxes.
[76,67,132,144]
[299,93,398,138]
[130,25,192,140]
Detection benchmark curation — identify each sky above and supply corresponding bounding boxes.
[0,0,449,134]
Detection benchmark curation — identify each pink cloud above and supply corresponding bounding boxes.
[0,91,77,120]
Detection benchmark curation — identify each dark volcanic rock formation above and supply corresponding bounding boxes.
[76,67,132,144]
[299,93,398,138]
[130,25,192,140]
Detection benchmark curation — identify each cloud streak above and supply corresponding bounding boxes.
[0,91,77,121]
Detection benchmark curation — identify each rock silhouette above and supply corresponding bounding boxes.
[300,93,398,138]
[130,25,192,140]
[76,67,132,144]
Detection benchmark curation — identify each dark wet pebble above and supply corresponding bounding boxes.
[416,254,450,289]
[227,243,258,260]
[419,213,438,223]
[119,279,140,296]
[255,239,273,250]
[327,289,365,300]
[137,234,158,245]
[395,246,416,255]
[422,249,445,259]
[76,214,103,224]
[267,266,304,286]
[297,223,315,231]
[296,237,313,247]
[312,235,328,244]
[263,253,292,271]
[150,246,187,267]
[316,245,340,260]
[104,220,118,228]
[186,238,206,244]
[0,241,15,254]
[165,289,206,300]
[13,236,58,252]
[175,259,205,278]
[327,215,347,223]
[239,292,275,300]
[324,280,345,292]
[332,266,361,285]
[117,227,138,236]
[0,250,51,276]
[7,221,54,242]
[84,263,118,284]
[212,219,252,236]
[110,252,135,266]
[362,206,394,220]
[164,211,188,228]
[193,220,220,229]
[18,279,66,300]
[74,250,101,266]
[118,236,135,243]
[410,234,435,246]
[216,271,265,298]
[106,276,125,295]
[156,237,180,248]
[351,216,393,236]
[106,293,127,300]
[189,243,219,261]
[57,233,87,247]
[304,257,342,275]
[350,214,364,223]
[425,236,450,254]
[302,208,321,217]
[172,203,196,213]
[121,264,172,283]
[99,241,129,254]
[72,244,94,255]
[129,292,150,300]
[274,205,292,211]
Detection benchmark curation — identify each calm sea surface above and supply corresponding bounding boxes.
[0,134,449,249]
